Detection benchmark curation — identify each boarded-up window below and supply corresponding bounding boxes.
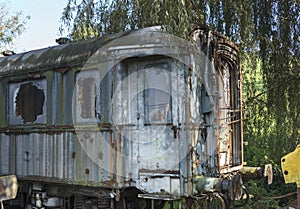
[74,70,100,124]
[78,78,96,119]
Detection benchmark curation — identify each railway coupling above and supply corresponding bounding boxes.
[194,164,273,207]
[194,174,244,201]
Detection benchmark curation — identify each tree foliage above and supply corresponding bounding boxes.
[59,0,200,39]
[242,0,300,166]
[0,2,29,50]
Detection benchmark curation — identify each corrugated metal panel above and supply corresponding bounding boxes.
[0,131,116,187]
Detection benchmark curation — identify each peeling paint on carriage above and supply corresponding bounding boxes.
[0,27,244,208]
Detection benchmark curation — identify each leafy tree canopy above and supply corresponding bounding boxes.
[0,1,29,50]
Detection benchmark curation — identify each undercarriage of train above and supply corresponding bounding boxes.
[0,174,254,209]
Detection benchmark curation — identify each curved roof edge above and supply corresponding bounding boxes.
[0,30,131,75]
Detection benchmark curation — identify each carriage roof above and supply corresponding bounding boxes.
[0,30,130,75]
[0,26,239,76]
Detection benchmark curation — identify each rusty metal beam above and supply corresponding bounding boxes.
[297,187,300,209]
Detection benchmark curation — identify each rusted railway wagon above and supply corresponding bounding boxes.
[0,27,244,209]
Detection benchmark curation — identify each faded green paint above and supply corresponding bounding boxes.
[0,80,6,126]
[45,71,52,125]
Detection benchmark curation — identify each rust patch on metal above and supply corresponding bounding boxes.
[53,67,71,74]
[139,169,180,175]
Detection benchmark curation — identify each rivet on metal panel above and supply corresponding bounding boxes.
[85,169,90,175]
[99,152,103,160]
[72,152,76,159]
[137,156,141,163]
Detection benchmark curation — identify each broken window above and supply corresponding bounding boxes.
[9,79,47,125]
[15,83,45,123]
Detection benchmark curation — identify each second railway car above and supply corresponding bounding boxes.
[0,27,244,209]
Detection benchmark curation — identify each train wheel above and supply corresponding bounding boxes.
[124,199,165,209]
[154,200,166,209]
[232,186,249,208]
[144,199,166,209]
[196,193,227,209]
[115,198,126,209]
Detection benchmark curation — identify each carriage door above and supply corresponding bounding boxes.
[124,58,180,174]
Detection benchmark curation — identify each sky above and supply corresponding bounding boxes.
[4,0,68,53]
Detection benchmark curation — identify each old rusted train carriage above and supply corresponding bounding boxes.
[0,27,243,209]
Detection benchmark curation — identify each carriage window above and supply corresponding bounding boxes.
[145,88,170,123]
[75,70,100,124]
[9,79,47,125]
[78,78,96,119]
[144,65,171,124]
[112,60,173,126]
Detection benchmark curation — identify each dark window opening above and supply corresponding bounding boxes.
[78,78,96,119]
[15,82,45,123]
[200,85,211,114]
